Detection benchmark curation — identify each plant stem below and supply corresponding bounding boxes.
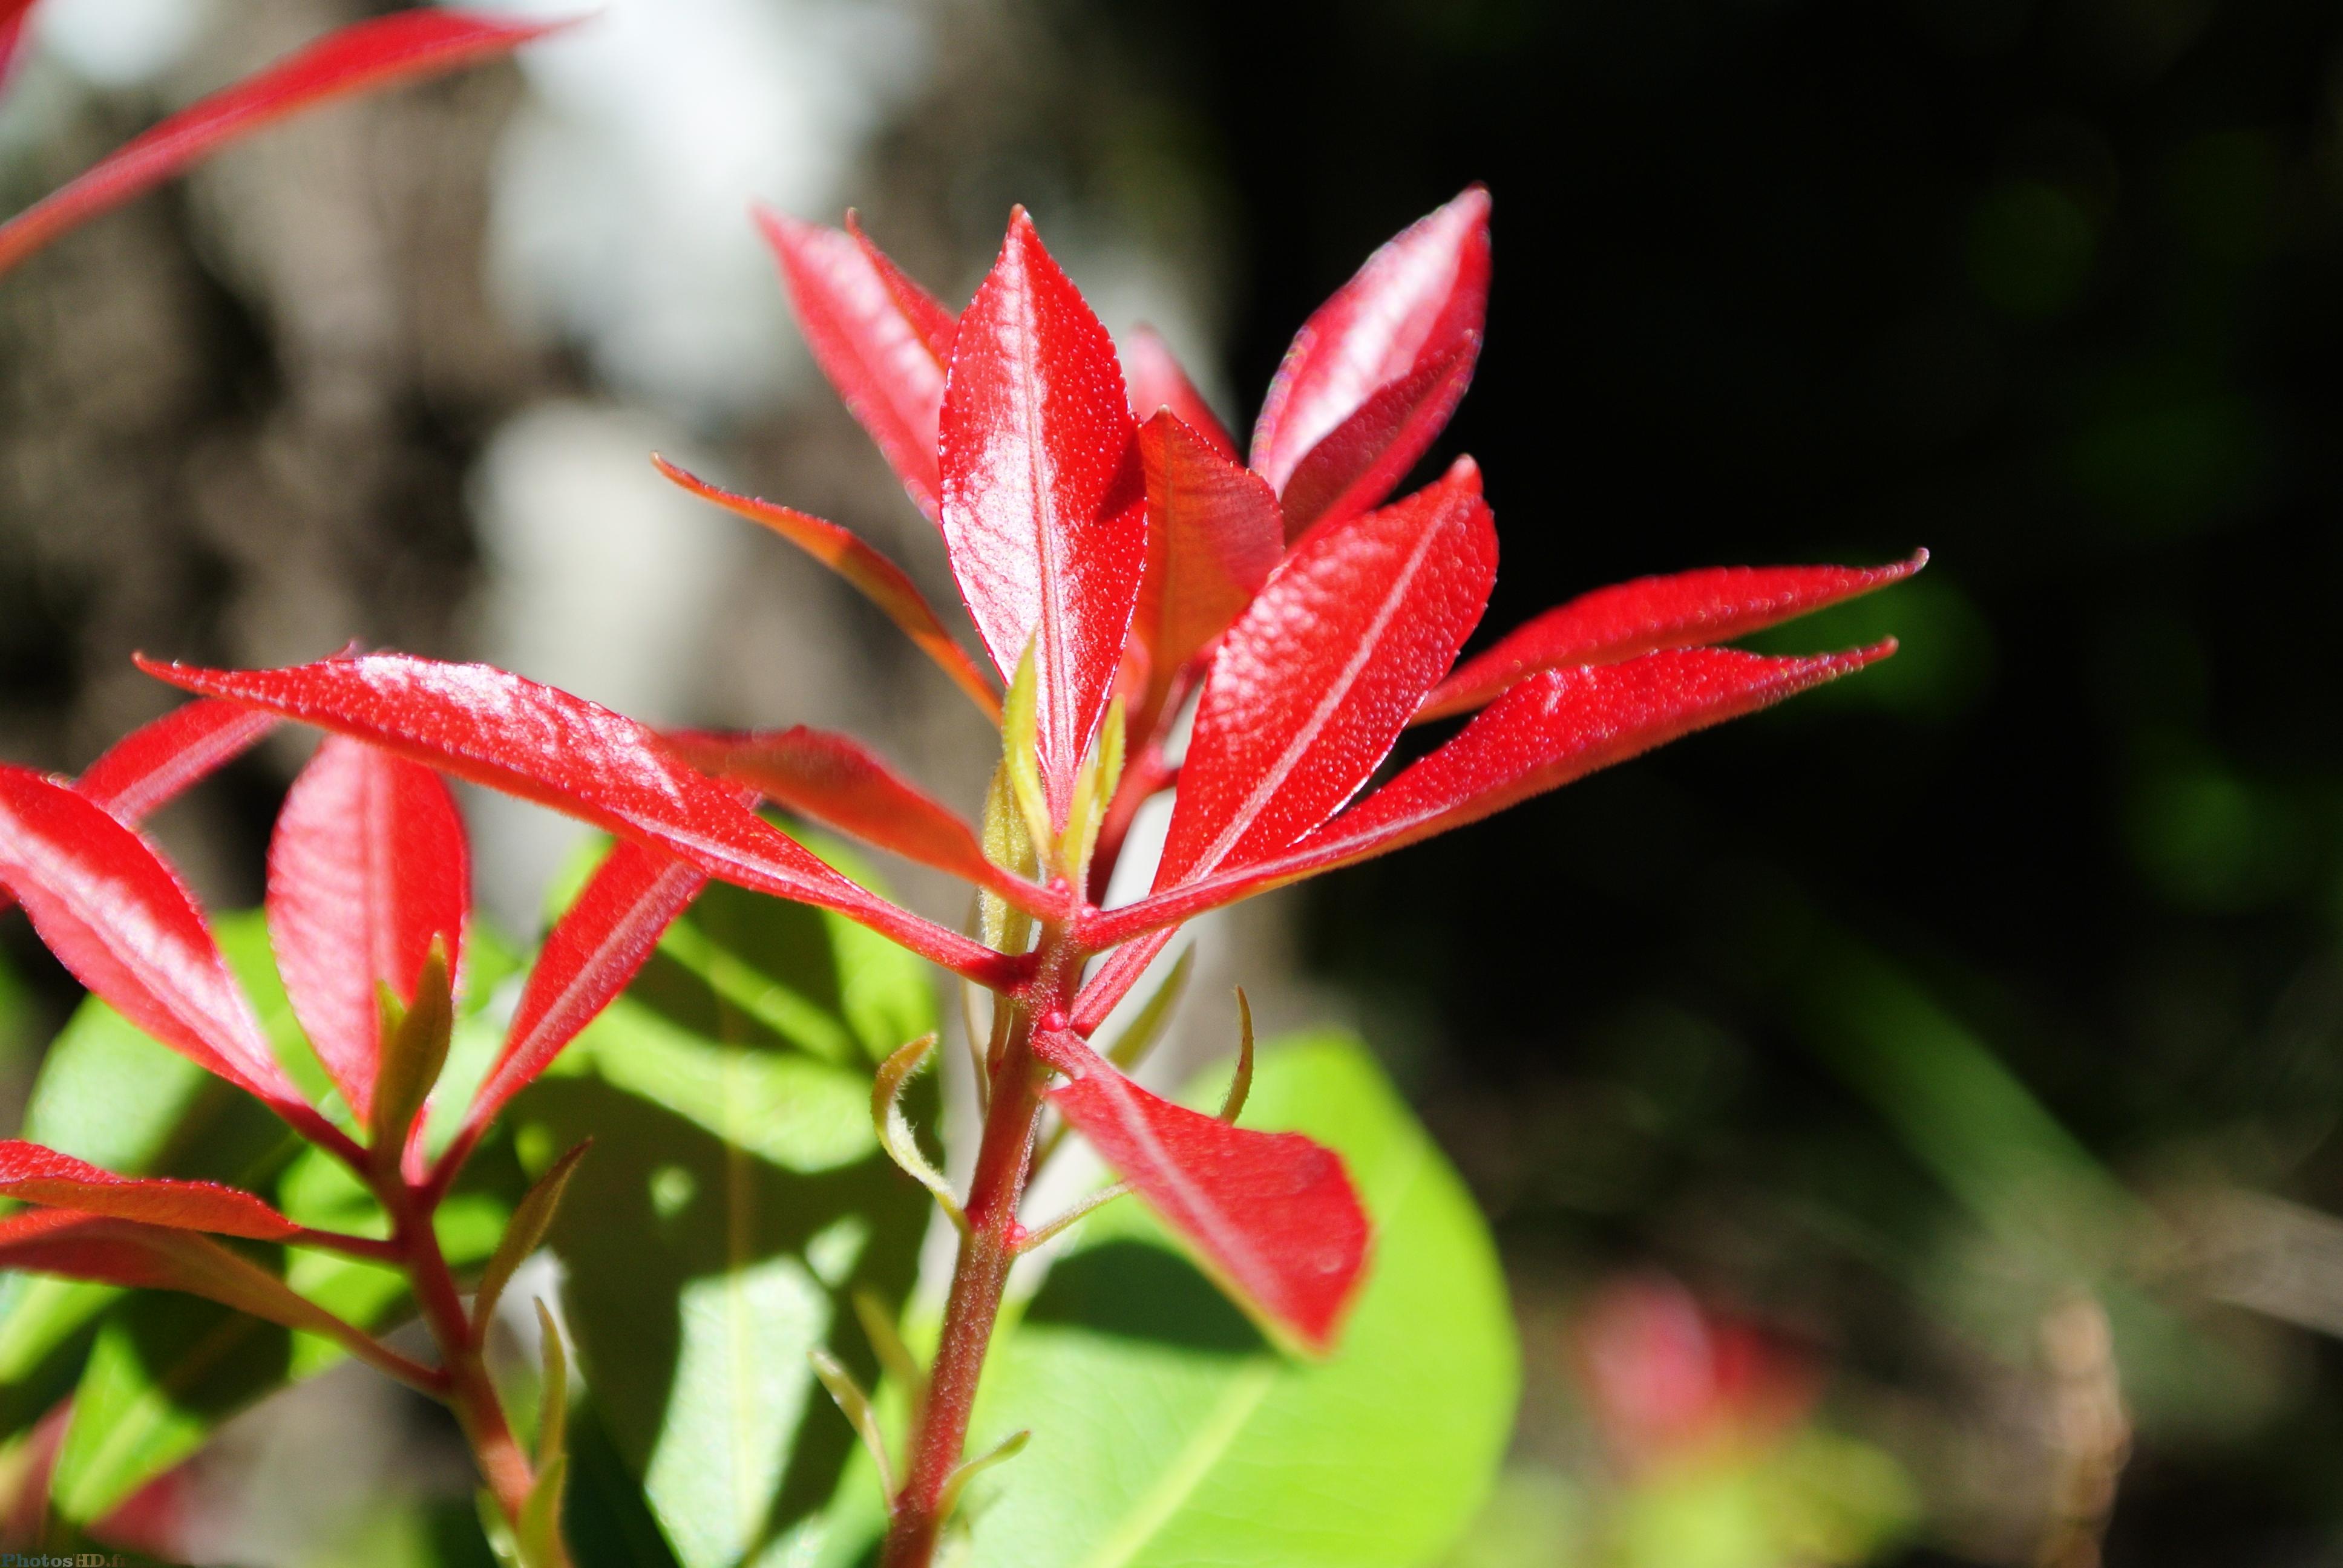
[880,930,1081,1568]
[389,1183,565,1566]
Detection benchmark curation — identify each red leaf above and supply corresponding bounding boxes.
[653,456,999,718]
[74,699,278,825]
[0,699,275,924]
[134,653,1016,986]
[1133,411,1283,703]
[1124,326,1237,457]
[0,2,35,103]
[0,1141,298,1240]
[0,765,299,1110]
[0,10,563,278]
[849,212,957,365]
[454,840,704,1160]
[1034,1028,1368,1354]
[266,737,468,1123]
[1091,644,1893,947]
[1250,187,1490,502]
[661,726,1035,903]
[756,207,956,522]
[1275,337,1478,541]
[939,210,1148,822]
[1155,459,1495,888]
[1420,553,1928,720]
[0,1209,355,1338]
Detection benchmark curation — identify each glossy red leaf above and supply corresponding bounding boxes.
[1033,1027,1368,1354]
[453,840,705,1161]
[1155,459,1495,889]
[0,699,277,924]
[0,1209,356,1339]
[757,207,955,522]
[1275,337,1478,541]
[661,726,1038,904]
[1133,411,1283,701]
[654,456,999,718]
[0,10,562,278]
[1420,552,1928,720]
[74,699,278,825]
[0,1141,298,1240]
[1124,325,1237,457]
[939,210,1148,823]
[135,653,1015,986]
[266,737,468,1123]
[0,765,299,1110]
[1092,643,1893,947]
[1250,187,1490,501]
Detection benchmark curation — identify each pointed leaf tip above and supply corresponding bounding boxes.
[755,207,956,523]
[654,457,999,717]
[0,10,566,278]
[1035,1030,1368,1354]
[1421,552,1926,720]
[940,212,1147,828]
[1252,187,1491,524]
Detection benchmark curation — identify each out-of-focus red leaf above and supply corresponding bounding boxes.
[653,456,1000,719]
[74,699,278,825]
[662,726,1040,904]
[135,653,1016,985]
[0,1209,355,1338]
[1133,411,1283,703]
[0,2,36,105]
[1274,337,1478,541]
[0,1141,298,1240]
[0,765,299,1110]
[756,207,955,522]
[1032,1027,1368,1354]
[1155,459,1495,889]
[939,210,1147,823]
[453,841,704,1161]
[1124,326,1237,457]
[1092,643,1893,946]
[0,10,563,278]
[266,737,468,1123]
[1,1400,68,1549]
[847,212,957,365]
[1250,187,1490,501]
[1420,552,1928,720]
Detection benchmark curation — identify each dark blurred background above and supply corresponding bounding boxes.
[2,0,2340,1563]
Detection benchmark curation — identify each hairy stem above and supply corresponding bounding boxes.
[880,929,1083,1568]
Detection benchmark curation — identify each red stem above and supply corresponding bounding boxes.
[880,931,1083,1568]
[384,1171,562,1563]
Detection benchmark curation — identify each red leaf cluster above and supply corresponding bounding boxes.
[7,105,1918,1353]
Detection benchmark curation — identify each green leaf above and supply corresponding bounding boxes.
[857,1032,1518,1568]
[514,854,939,1568]
[49,1292,289,1523]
